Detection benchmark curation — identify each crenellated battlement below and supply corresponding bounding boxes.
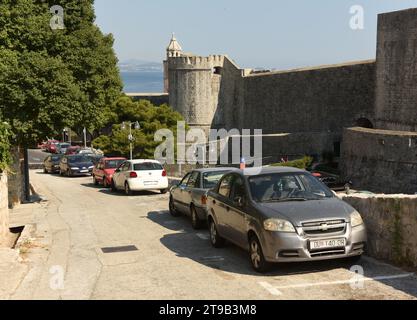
[167,54,225,69]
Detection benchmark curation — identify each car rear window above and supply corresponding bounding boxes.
[203,171,228,189]
[105,160,125,169]
[133,162,163,171]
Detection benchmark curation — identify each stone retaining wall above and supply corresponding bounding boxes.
[0,173,9,243]
[341,193,417,267]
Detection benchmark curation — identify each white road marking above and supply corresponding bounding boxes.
[271,273,415,290]
[258,281,283,296]
[196,233,209,240]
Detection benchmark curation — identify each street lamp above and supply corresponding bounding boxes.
[121,121,140,160]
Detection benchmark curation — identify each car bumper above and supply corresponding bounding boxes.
[261,224,367,263]
[70,169,93,176]
[128,178,169,191]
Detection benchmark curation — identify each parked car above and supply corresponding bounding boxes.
[43,154,63,174]
[169,168,239,229]
[59,155,94,177]
[92,157,126,188]
[206,167,367,272]
[111,159,169,195]
[87,154,104,166]
[46,140,60,154]
[65,146,81,155]
[57,142,71,154]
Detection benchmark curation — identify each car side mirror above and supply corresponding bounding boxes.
[234,196,244,207]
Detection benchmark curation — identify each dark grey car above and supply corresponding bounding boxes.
[169,168,239,229]
[207,167,367,272]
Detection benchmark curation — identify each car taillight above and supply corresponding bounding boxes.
[201,195,207,205]
[129,172,138,178]
[162,169,167,177]
[312,172,322,177]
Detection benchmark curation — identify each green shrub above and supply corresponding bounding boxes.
[270,156,313,170]
[0,121,11,172]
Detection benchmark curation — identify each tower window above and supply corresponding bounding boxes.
[213,67,222,75]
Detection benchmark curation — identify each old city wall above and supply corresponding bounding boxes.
[341,127,417,194]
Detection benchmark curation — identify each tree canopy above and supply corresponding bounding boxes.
[93,97,185,159]
[0,0,122,146]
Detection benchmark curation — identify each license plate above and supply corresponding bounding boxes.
[80,170,88,173]
[144,181,157,185]
[310,238,346,250]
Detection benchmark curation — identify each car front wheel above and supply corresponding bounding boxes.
[169,196,180,217]
[209,219,225,248]
[249,235,270,273]
[125,182,132,196]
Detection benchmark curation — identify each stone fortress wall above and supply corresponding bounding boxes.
[163,8,417,194]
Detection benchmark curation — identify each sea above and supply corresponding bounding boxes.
[121,71,164,93]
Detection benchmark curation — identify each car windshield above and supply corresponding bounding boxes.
[248,173,334,202]
[68,156,91,163]
[203,171,228,189]
[133,162,163,171]
[105,160,125,169]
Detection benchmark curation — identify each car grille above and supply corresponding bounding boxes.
[310,248,346,257]
[301,219,346,236]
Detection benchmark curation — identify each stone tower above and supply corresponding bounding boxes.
[164,35,225,133]
[375,9,417,131]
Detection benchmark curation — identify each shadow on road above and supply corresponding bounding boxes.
[148,210,417,297]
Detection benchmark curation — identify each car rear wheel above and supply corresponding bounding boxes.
[249,235,270,273]
[169,196,180,217]
[93,175,98,186]
[209,219,225,248]
[103,178,108,188]
[124,182,132,196]
[190,205,203,230]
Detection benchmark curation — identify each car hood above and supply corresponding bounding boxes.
[69,162,93,168]
[255,197,355,226]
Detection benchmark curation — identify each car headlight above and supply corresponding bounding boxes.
[263,218,296,232]
[350,211,364,227]
[70,167,79,170]
[88,166,94,169]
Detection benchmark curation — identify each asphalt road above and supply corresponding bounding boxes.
[9,167,417,300]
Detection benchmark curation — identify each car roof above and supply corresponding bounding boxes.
[127,159,162,164]
[242,166,306,176]
[103,157,126,161]
[191,167,241,174]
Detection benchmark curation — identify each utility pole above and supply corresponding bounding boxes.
[122,121,140,160]
[83,127,87,148]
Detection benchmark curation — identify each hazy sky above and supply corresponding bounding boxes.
[94,0,417,70]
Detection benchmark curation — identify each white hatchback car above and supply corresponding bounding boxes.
[111,159,169,195]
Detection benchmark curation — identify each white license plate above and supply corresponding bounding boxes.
[144,181,158,185]
[80,170,88,173]
[310,238,346,250]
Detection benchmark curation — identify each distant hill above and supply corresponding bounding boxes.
[118,59,163,73]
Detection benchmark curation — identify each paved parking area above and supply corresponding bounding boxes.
[8,170,417,300]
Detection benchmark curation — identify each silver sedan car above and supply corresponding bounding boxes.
[207,167,367,272]
[169,168,239,229]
